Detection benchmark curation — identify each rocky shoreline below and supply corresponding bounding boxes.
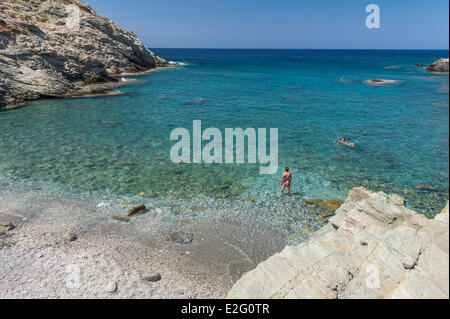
[0,0,168,110]
[228,188,449,299]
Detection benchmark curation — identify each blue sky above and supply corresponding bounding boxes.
[84,0,449,49]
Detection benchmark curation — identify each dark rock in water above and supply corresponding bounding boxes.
[112,216,131,222]
[0,0,168,110]
[144,273,162,282]
[415,184,442,192]
[128,205,147,217]
[415,63,424,67]
[427,58,449,73]
[168,232,194,244]
[0,223,15,235]
[320,211,336,219]
[63,233,78,242]
[304,199,343,212]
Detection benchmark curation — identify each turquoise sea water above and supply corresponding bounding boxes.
[0,49,448,242]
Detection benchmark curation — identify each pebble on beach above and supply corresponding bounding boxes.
[63,233,78,243]
[0,223,15,235]
[168,232,194,244]
[176,288,185,295]
[144,273,162,282]
[106,281,118,293]
[127,205,147,217]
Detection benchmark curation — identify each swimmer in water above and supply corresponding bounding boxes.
[281,167,292,195]
[336,137,355,148]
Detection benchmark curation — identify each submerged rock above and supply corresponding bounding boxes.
[127,205,147,217]
[324,199,343,212]
[320,211,335,219]
[168,232,194,244]
[414,63,424,67]
[228,189,449,299]
[366,79,398,85]
[63,233,78,243]
[415,183,442,192]
[176,289,185,295]
[427,58,449,73]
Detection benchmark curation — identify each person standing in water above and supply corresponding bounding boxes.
[281,167,292,195]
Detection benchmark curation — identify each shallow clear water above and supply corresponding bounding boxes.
[0,49,448,241]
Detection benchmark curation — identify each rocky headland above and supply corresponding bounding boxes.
[427,58,449,73]
[0,0,167,110]
[228,188,449,299]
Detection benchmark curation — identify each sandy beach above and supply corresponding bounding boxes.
[0,186,285,299]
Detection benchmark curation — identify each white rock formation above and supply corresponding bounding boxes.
[228,188,449,299]
[427,58,449,73]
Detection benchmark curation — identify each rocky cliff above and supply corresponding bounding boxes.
[0,0,167,109]
[228,188,449,299]
[427,58,449,73]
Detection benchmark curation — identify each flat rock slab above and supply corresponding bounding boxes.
[228,188,449,299]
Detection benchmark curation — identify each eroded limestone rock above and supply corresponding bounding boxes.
[228,188,449,299]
